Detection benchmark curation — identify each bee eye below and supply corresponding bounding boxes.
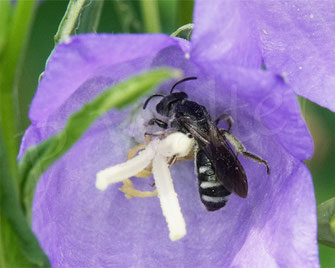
[167,99,179,111]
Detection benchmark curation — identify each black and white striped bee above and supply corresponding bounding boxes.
[143,77,270,211]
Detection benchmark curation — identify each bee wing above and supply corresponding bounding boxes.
[182,121,248,198]
[205,128,248,198]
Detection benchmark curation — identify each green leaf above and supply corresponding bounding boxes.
[19,68,182,220]
[0,132,50,267]
[318,197,335,247]
[0,0,36,180]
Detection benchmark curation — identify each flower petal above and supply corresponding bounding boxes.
[191,0,262,68]
[29,33,185,124]
[252,1,335,112]
[185,64,313,160]
[192,0,335,111]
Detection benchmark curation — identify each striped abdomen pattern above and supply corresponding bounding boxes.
[195,150,231,211]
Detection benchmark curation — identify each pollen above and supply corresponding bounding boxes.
[96,132,195,241]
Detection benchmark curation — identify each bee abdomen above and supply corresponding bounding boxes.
[196,150,231,211]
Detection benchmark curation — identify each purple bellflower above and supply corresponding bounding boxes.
[19,0,332,267]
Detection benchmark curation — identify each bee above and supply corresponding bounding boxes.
[143,77,270,211]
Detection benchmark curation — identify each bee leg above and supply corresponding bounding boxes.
[119,143,157,199]
[168,155,178,167]
[144,131,166,139]
[175,145,195,162]
[241,152,270,174]
[220,129,246,153]
[215,114,234,131]
[164,146,194,177]
[220,129,270,174]
[144,128,177,140]
[148,118,168,129]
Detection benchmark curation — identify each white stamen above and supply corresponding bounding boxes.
[96,141,157,190]
[95,132,193,241]
[152,154,186,241]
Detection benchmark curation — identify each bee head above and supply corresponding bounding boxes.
[142,76,196,116]
[156,92,188,117]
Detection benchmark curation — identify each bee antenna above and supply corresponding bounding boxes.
[170,76,197,94]
[143,94,165,109]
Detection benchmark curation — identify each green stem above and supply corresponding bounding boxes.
[54,0,87,44]
[0,0,36,180]
[140,0,161,33]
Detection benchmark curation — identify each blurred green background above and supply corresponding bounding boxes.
[13,0,335,267]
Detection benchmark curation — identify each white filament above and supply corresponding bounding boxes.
[95,132,194,241]
[152,154,186,241]
[96,141,157,190]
